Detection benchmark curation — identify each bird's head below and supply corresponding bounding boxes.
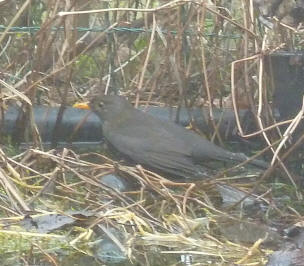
[74,95,132,121]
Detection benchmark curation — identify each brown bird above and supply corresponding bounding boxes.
[89,95,268,180]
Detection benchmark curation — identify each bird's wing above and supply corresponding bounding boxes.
[133,149,208,179]
[104,124,207,179]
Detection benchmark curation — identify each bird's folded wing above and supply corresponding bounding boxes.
[108,131,207,179]
[135,150,209,179]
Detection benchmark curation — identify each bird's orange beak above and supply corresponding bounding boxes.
[73,102,90,110]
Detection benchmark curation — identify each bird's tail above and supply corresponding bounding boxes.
[233,152,269,169]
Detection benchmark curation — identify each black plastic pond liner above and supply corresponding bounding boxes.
[265,51,304,120]
[1,105,253,148]
[2,106,102,146]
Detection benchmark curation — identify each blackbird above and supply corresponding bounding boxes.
[89,95,268,179]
